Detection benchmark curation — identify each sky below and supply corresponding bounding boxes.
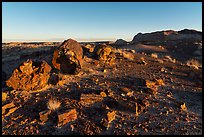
[2,2,202,42]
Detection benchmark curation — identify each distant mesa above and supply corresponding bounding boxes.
[132,29,202,44]
[178,29,202,35]
[114,39,127,46]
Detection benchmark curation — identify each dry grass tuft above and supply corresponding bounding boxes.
[47,98,61,111]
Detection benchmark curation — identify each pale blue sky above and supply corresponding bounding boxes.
[2,2,202,42]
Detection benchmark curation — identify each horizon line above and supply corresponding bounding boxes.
[2,38,133,43]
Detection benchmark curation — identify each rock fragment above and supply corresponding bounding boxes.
[2,92,7,102]
[6,59,52,91]
[79,93,104,107]
[58,109,77,127]
[39,110,51,123]
[2,102,16,115]
[180,102,187,111]
[122,51,135,61]
[100,92,107,97]
[93,44,116,65]
[107,111,116,123]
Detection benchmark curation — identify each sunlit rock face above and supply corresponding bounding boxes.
[6,59,52,91]
[52,39,83,74]
[132,29,202,43]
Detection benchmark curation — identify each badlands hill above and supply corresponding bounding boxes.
[132,29,202,43]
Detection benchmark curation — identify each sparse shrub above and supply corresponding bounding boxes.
[47,98,61,111]
[151,53,158,59]
[186,59,202,70]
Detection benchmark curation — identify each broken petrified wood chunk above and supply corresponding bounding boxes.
[58,109,77,127]
[79,93,104,107]
[82,44,95,58]
[19,59,34,75]
[2,92,7,102]
[39,110,51,123]
[52,39,83,74]
[93,44,116,64]
[6,59,52,91]
[2,102,16,115]
[107,111,116,123]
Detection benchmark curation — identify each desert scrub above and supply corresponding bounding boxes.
[186,58,202,70]
[47,98,61,111]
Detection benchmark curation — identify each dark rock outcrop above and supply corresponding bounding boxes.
[6,59,52,91]
[178,29,202,35]
[52,39,83,74]
[114,39,127,47]
[132,29,202,43]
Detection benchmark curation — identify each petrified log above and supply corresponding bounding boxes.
[93,44,115,64]
[6,59,52,91]
[79,93,104,107]
[52,39,83,74]
[58,109,77,127]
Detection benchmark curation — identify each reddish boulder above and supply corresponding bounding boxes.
[6,59,52,91]
[52,39,83,74]
[59,39,83,62]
